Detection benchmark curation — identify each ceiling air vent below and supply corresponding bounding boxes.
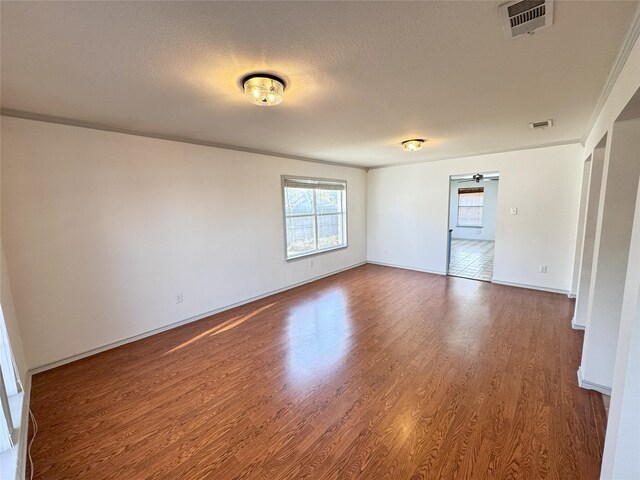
[529,119,553,130]
[499,0,554,39]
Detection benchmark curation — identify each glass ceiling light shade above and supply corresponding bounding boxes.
[241,73,286,106]
[401,139,425,151]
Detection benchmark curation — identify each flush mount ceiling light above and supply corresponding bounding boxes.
[401,139,426,152]
[241,73,286,106]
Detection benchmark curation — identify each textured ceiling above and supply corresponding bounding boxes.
[0,1,637,167]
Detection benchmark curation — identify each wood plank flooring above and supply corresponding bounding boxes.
[27,264,606,479]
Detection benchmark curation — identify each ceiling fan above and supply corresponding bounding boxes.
[457,173,499,184]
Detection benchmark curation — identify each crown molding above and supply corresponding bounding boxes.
[0,108,368,171]
[367,139,582,170]
[580,3,640,145]
[0,109,583,172]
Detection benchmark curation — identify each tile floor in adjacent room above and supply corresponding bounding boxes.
[448,238,495,281]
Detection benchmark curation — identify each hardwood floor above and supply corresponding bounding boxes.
[27,264,605,479]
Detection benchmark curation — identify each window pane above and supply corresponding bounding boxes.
[458,206,483,226]
[316,189,342,214]
[284,187,314,215]
[318,214,344,249]
[458,192,484,207]
[282,177,347,259]
[286,216,316,256]
[0,393,11,451]
[0,305,15,452]
[0,307,17,396]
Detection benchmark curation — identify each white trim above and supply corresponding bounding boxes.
[567,293,576,299]
[571,317,585,330]
[580,4,640,145]
[577,366,612,396]
[0,109,367,171]
[368,262,571,294]
[366,261,446,276]
[0,375,31,480]
[0,110,582,171]
[367,140,581,170]
[281,175,348,261]
[14,375,30,480]
[30,262,367,374]
[490,279,570,295]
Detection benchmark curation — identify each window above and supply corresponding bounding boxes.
[283,176,347,259]
[0,305,19,453]
[457,187,484,227]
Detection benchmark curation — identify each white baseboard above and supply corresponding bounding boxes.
[367,263,571,295]
[577,366,612,395]
[366,261,446,276]
[491,279,570,295]
[30,261,367,374]
[571,317,586,330]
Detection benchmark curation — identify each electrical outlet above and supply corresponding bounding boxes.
[176,293,183,304]
[510,207,518,215]
[539,265,547,273]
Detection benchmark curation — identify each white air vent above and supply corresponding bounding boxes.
[499,0,554,39]
[529,119,553,130]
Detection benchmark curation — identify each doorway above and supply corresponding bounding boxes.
[447,172,499,281]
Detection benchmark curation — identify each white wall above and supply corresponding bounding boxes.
[448,178,498,241]
[601,175,640,480]
[367,143,583,293]
[570,160,591,296]
[581,118,640,390]
[0,243,27,385]
[574,146,606,329]
[575,26,640,479]
[0,117,367,370]
[0,143,28,383]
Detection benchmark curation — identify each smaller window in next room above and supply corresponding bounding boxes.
[457,187,484,227]
[282,176,347,260]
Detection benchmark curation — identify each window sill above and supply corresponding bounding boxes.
[455,225,483,228]
[286,245,348,262]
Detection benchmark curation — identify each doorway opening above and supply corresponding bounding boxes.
[447,172,499,281]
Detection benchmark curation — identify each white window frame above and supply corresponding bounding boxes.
[0,306,20,453]
[0,370,16,452]
[282,176,348,260]
[457,187,484,228]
